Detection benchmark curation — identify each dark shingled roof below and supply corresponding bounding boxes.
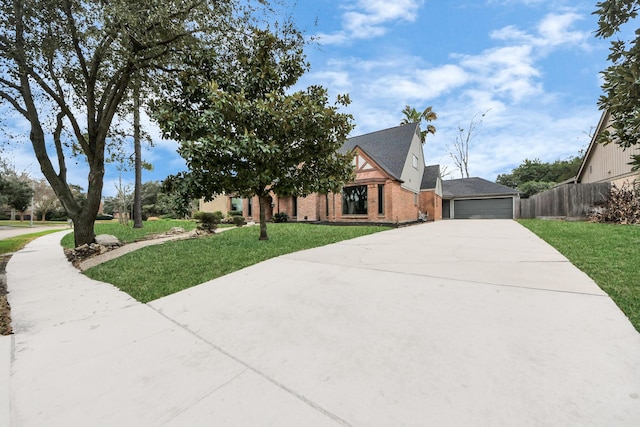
[442,177,519,198]
[421,164,440,190]
[341,123,420,181]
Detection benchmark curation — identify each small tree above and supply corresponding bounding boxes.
[114,177,133,226]
[4,179,33,221]
[33,178,59,221]
[154,27,355,240]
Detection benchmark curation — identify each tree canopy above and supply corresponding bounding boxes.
[400,105,437,143]
[0,0,237,245]
[153,27,355,240]
[496,156,583,197]
[594,0,640,169]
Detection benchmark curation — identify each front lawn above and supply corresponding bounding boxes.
[519,219,640,332]
[84,223,390,303]
[0,229,66,255]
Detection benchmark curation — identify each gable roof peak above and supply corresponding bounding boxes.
[342,122,422,181]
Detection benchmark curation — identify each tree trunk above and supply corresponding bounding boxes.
[73,213,95,248]
[258,195,270,241]
[133,83,143,228]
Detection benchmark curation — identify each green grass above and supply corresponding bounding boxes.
[84,223,390,303]
[61,219,197,248]
[0,230,65,255]
[519,219,640,332]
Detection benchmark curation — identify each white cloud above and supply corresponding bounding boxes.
[535,12,589,48]
[490,12,590,52]
[317,0,424,45]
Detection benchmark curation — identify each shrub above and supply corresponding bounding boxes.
[590,182,640,224]
[272,212,289,223]
[232,215,245,227]
[194,211,223,232]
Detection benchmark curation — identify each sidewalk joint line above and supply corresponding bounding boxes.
[281,256,609,298]
[150,307,353,427]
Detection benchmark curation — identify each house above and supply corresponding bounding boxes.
[575,110,640,187]
[199,122,444,224]
[442,177,519,219]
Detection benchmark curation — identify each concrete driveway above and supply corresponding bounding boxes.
[5,220,640,426]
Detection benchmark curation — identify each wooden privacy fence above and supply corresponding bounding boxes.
[518,182,610,219]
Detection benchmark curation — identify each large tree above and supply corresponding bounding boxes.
[594,0,640,169]
[0,0,234,246]
[496,155,583,197]
[153,27,355,240]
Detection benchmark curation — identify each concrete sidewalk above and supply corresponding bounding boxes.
[5,221,640,426]
[0,224,68,241]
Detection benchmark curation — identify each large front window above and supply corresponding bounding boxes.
[343,185,368,215]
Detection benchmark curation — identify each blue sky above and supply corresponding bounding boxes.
[6,0,613,197]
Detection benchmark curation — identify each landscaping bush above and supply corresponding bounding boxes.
[272,212,289,223]
[194,211,223,232]
[590,182,640,224]
[232,215,245,227]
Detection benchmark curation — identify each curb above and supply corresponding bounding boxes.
[0,334,12,427]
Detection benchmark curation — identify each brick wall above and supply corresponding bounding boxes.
[387,184,420,223]
[297,195,319,221]
[419,190,442,221]
[322,181,420,224]
[199,197,228,214]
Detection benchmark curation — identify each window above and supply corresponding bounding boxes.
[292,196,298,217]
[412,154,418,169]
[325,194,329,217]
[230,197,243,213]
[378,184,385,215]
[342,185,368,214]
[247,197,252,217]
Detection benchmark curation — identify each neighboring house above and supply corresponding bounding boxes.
[442,178,519,219]
[575,110,640,187]
[199,122,444,224]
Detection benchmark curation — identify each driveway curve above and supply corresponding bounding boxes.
[6,220,640,426]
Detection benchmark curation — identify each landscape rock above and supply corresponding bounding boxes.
[95,234,123,247]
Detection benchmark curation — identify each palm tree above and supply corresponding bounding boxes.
[400,105,437,143]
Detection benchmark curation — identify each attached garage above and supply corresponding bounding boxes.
[451,197,514,219]
[442,178,519,219]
